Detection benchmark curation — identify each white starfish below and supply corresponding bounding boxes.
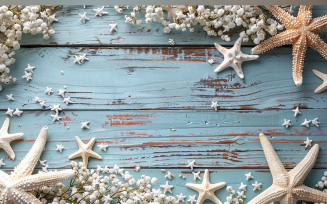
[312,118,320,127]
[68,136,102,167]
[51,104,62,113]
[6,107,14,117]
[45,87,53,95]
[79,12,89,23]
[248,133,327,204]
[252,181,262,191]
[304,137,312,149]
[282,119,291,128]
[165,171,175,180]
[237,191,246,199]
[24,64,35,73]
[63,97,72,105]
[135,165,140,172]
[160,181,174,194]
[192,171,201,181]
[245,172,254,180]
[35,96,41,102]
[301,118,311,128]
[169,38,175,46]
[208,59,214,65]
[0,126,75,203]
[177,193,186,202]
[13,108,23,116]
[292,107,301,117]
[0,158,5,168]
[22,71,32,81]
[6,94,14,101]
[39,160,47,166]
[98,143,108,152]
[48,14,58,23]
[239,182,247,191]
[109,23,118,32]
[312,69,327,93]
[187,195,197,204]
[0,118,24,160]
[58,89,66,98]
[39,101,46,107]
[113,164,121,174]
[211,101,219,111]
[214,36,259,79]
[51,113,61,122]
[56,144,64,153]
[187,160,197,170]
[186,169,226,204]
[93,6,108,17]
[81,121,90,129]
[74,53,89,64]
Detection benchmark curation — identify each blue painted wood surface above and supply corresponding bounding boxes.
[1,5,327,204]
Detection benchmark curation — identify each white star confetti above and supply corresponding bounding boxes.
[25,64,36,73]
[45,87,53,95]
[135,166,140,172]
[282,119,291,128]
[0,158,5,168]
[165,171,175,180]
[169,38,175,46]
[312,118,320,127]
[187,160,196,170]
[304,137,312,149]
[211,101,219,111]
[6,94,14,101]
[177,193,186,202]
[79,12,89,23]
[187,195,197,204]
[245,172,254,180]
[22,71,32,81]
[74,53,89,65]
[292,107,301,117]
[301,118,311,128]
[58,89,66,98]
[93,6,108,17]
[109,23,118,32]
[81,121,90,129]
[252,181,262,191]
[192,171,201,181]
[39,160,47,166]
[160,181,174,194]
[5,107,14,117]
[239,182,247,191]
[208,59,214,65]
[98,143,109,152]
[56,144,64,153]
[63,97,72,105]
[13,108,23,116]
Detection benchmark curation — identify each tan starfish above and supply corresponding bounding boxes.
[186,169,226,204]
[68,136,102,167]
[251,6,327,86]
[248,133,327,204]
[312,69,327,93]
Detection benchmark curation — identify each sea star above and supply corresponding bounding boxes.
[248,133,327,204]
[187,160,197,170]
[0,118,24,160]
[68,136,102,167]
[160,181,174,194]
[186,169,226,204]
[282,119,292,128]
[58,89,66,98]
[192,171,201,181]
[239,182,247,191]
[252,181,262,191]
[292,107,301,117]
[79,12,89,23]
[312,69,327,93]
[6,94,14,101]
[304,137,312,149]
[22,71,32,81]
[98,143,108,152]
[165,171,175,180]
[312,118,320,127]
[251,6,327,86]
[214,36,259,79]
[177,193,186,202]
[301,118,311,128]
[63,97,72,105]
[6,107,14,117]
[187,195,197,204]
[245,172,254,180]
[0,126,75,203]
[45,87,53,95]
[56,144,64,153]
[24,64,35,73]
[13,108,23,116]
[74,53,89,64]
[109,23,117,32]
[81,121,90,129]
[93,6,108,17]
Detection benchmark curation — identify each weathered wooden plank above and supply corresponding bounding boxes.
[0,110,326,169]
[18,6,327,46]
[1,47,327,110]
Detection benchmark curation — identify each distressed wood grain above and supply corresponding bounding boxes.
[1,47,327,110]
[17,6,327,46]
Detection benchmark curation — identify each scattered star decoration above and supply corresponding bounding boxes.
[292,107,301,117]
[79,12,89,23]
[211,101,219,111]
[63,97,72,105]
[74,53,89,65]
[187,160,196,170]
[13,108,23,116]
[282,119,291,128]
[169,38,175,46]
[252,181,262,191]
[301,118,311,128]
[208,59,214,65]
[98,143,109,152]
[239,182,247,191]
[0,158,5,168]
[45,87,53,95]
[187,195,197,204]
[6,94,14,101]
[22,71,32,81]
[93,6,108,17]
[177,193,186,202]
[58,89,66,98]
[304,137,312,149]
[165,171,175,180]
[160,181,174,194]
[56,144,64,153]
[245,172,254,180]
[6,107,14,117]
[312,69,327,93]
[24,64,35,73]
[312,118,320,127]
[109,23,118,32]
[193,171,201,181]
[81,121,90,129]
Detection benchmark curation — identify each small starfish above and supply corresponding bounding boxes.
[214,36,259,79]
[113,164,121,174]
[160,181,174,194]
[45,87,53,95]
[192,171,201,181]
[58,89,66,98]
[93,6,108,17]
[252,181,262,191]
[48,14,58,22]
[56,144,64,153]
[51,104,62,113]
[68,136,102,167]
[0,158,5,168]
[39,101,46,107]
[81,121,90,129]
[169,38,175,46]
[35,96,41,102]
[208,59,214,65]
[0,118,24,160]
[165,171,175,180]
[6,107,14,117]
[177,193,186,202]
[74,53,89,64]
[6,94,14,101]
[98,143,108,152]
[312,118,320,127]
[63,97,72,105]
[109,23,118,32]
[239,182,247,191]
[39,160,47,166]
[79,12,89,23]
[211,101,219,111]
[282,119,291,128]
[292,107,301,117]
[304,137,312,149]
[301,118,311,128]
[187,160,196,170]
[22,71,32,81]
[51,113,61,122]
[313,69,327,93]
[187,195,197,204]
[13,108,23,116]
[135,166,140,172]
[24,64,35,73]
[245,172,254,180]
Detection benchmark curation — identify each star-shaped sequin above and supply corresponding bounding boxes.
[79,12,89,23]
[109,23,117,32]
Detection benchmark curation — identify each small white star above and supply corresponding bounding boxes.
[63,97,72,105]
[312,118,320,127]
[282,119,291,128]
[211,101,219,111]
[165,171,175,180]
[6,94,14,101]
[58,89,66,98]
[237,191,246,198]
[93,6,108,17]
[109,23,117,32]
[186,160,196,170]
[245,172,254,180]
[252,181,262,191]
[113,164,121,174]
[45,87,53,95]
[239,182,247,191]
[304,137,312,149]
[39,160,47,166]
[0,158,5,168]
[25,64,36,73]
[22,71,32,81]
[208,59,214,65]
[35,96,41,102]
[81,121,90,129]
[192,171,201,181]
[56,144,64,153]
[51,104,62,113]
[51,113,61,122]
[301,118,311,128]
[135,166,140,172]
[79,12,89,23]
[177,193,186,202]
[13,108,23,116]
[187,195,197,204]
[6,107,14,117]
[98,143,108,152]
[74,53,89,64]
[48,14,58,23]
[39,101,46,107]
[292,107,301,117]
[169,38,175,46]
[160,181,174,194]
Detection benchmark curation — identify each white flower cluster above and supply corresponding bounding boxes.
[116,5,288,44]
[224,186,246,204]
[0,5,60,91]
[36,161,182,204]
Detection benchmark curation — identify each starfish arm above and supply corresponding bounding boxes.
[207,193,223,204]
[309,15,327,33]
[10,189,43,204]
[292,35,308,86]
[248,184,286,204]
[68,150,83,160]
[313,69,327,80]
[231,61,244,79]
[238,54,259,62]
[307,32,327,60]
[289,144,319,187]
[251,30,300,54]
[88,150,102,160]
[279,195,297,204]
[186,183,203,192]
[232,36,243,52]
[312,70,327,93]
[265,5,299,29]
[0,118,9,134]
[2,132,24,141]
[294,184,327,203]
[214,43,229,55]
[10,127,48,181]
[75,136,85,149]
[297,6,313,26]
[86,137,96,149]
[259,133,289,187]
[314,82,327,94]
[214,59,233,73]
[202,169,210,185]
[196,192,207,204]
[0,142,16,160]
[209,182,226,192]
[14,169,75,191]
[0,170,9,190]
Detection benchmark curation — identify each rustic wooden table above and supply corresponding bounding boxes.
[1,5,327,203]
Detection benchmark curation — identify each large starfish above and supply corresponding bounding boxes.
[251,6,327,86]
[0,126,75,204]
[248,133,327,204]
[312,69,327,93]
[0,118,24,160]
[186,169,226,204]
